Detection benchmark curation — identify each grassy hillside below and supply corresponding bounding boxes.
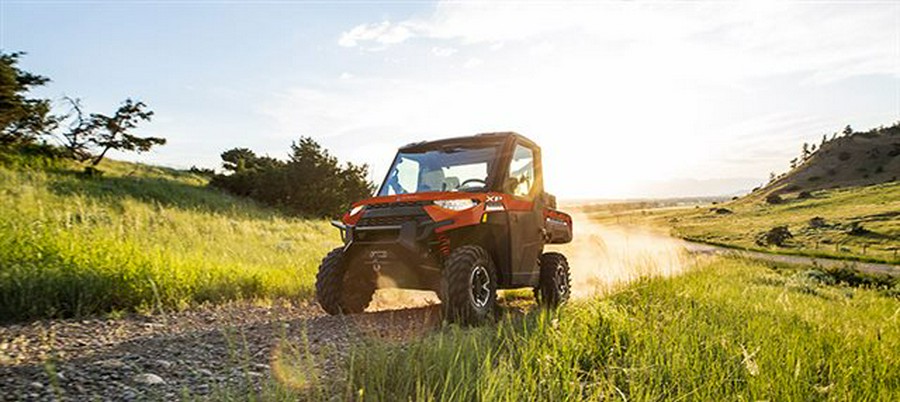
[609,123,900,265]
[594,183,900,264]
[253,257,899,401]
[0,157,338,321]
[765,123,899,194]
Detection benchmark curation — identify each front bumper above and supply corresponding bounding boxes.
[332,205,453,290]
[331,218,451,254]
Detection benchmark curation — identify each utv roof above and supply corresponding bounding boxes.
[400,132,538,152]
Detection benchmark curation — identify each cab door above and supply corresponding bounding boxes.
[506,142,544,286]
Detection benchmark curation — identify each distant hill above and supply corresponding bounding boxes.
[765,123,900,195]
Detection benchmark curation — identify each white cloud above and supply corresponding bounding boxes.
[462,57,482,69]
[338,21,416,49]
[339,2,899,83]
[431,46,458,57]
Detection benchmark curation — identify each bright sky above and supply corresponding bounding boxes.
[2,1,898,199]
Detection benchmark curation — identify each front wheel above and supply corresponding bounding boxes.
[315,247,376,315]
[534,252,571,308]
[440,245,497,325]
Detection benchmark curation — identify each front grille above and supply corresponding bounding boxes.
[355,228,400,242]
[366,200,433,209]
[357,214,431,227]
[356,201,433,227]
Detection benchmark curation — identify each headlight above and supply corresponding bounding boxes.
[434,199,478,211]
[349,205,365,216]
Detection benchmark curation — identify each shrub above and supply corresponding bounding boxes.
[808,216,828,228]
[756,226,793,247]
[797,191,813,199]
[824,266,896,288]
[210,137,373,218]
[847,223,871,236]
[888,144,900,157]
[794,269,836,286]
[765,193,783,204]
[188,165,216,178]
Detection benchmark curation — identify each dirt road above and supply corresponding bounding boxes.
[682,241,900,277]
[0,299,447,401]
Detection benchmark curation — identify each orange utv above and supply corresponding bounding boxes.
[316,132,573,324]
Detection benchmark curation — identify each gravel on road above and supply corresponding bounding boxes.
[0,293,443,401]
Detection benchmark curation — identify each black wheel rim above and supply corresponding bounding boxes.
[469,265,491,308]
[556,264,569,297]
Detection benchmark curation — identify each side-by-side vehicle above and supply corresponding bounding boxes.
[315,132,573,324]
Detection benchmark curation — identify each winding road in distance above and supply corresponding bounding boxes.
[682,241,900,277]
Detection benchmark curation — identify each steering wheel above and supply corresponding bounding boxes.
[459,178,486,189]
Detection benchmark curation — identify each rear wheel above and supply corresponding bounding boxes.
[535,252,571,308]
[440,245,497,325]
[315,247,376,315]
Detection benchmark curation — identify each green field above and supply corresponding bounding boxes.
[247,256,899,401]
[0,158,337,321]
[592,183,900,264]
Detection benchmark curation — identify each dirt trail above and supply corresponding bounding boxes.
[0,215,700,400]
[682,241,900,276]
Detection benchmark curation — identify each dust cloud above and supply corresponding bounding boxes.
[369,289,439,311]
[546,212,691,298]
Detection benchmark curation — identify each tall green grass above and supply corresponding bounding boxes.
[0,160,338,321]
[330,257,899,401]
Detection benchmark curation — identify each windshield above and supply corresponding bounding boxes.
[378,145,498,196]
